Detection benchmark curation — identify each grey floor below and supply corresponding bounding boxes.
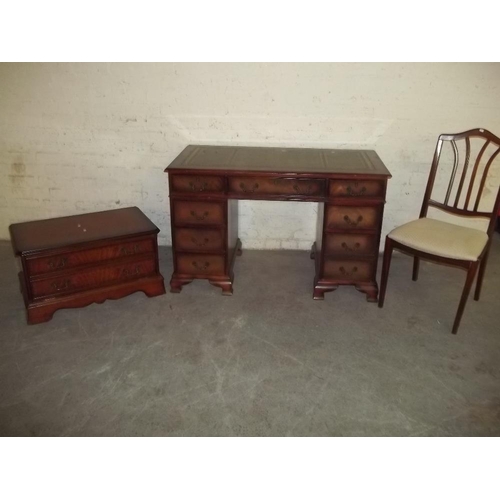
[0,236,499,436]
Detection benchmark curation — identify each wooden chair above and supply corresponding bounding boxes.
[378,128,500,334]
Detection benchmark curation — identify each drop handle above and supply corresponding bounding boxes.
[341,242,361,252]
[119,244,140,255]
[51,279,70,291]
[346,184,367,196]
[239,182,259,193]
[191,237,210,247]
[190,210,210,221]
[48,257,67,270]
[121,265,141,277]
[189,179,209,191]
[192,261,210,271]
[339,266,358,277]
[343,215,363,227]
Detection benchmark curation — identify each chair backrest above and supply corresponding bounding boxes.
[420,128,500,236]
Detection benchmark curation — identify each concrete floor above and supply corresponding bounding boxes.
[0,236,499,436]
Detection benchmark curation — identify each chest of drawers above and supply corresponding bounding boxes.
[9,207,166,324]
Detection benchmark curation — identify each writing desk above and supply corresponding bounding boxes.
[165,145,391,301]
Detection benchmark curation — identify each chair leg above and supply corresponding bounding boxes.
[412,256,420,281]
[452,262,479,334]
[474,250,489,301]
[378,236,394,308]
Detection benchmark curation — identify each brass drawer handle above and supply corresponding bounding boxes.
[343,215,363,227]
[341,242,361,252]
[189,178,209,192]
[239,182,259,193]
[346,184,367,196]
[191,237,210,247]
[119,244,140,256]
[48,257,67,270]
[51,279,70,291]
[272,179,315,195]
[190,210,210,221]
[292,182,315,195]
[339,266,358,277]
[192,261,210,271]
[122,265,142,277]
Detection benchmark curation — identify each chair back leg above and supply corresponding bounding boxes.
[474,248,490,301]
[452,261,479,334]
[412,256,420,281]
[378,236,394,308]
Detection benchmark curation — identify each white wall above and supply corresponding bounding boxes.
[1,63,500,249]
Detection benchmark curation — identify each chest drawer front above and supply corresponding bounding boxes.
[31,257,156,299]
[170,175,225,194]
[26,238,155,276]
[174,228,224,253]
[329,180,385,198]
[229,177,325,197]
[173,201,225,227]
[175,253,225,276]
[326,206,381,231]
[324,234,378,256]
[323,258,376,281]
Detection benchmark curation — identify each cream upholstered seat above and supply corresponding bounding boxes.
[388,217,489,261]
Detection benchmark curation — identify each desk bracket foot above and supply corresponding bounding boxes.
[355,283,379,302]
[313,284,338,300]
[209,279,234,296]
[170,278,193,293]
[310,242,316,260]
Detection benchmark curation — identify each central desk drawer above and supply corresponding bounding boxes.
[326,206,381,231]
[174,228,224,253]
[26,238,154,275]
[175,253,225,276]
[229,177,325,197]
[31,257,156,298]
[173,201,225,227]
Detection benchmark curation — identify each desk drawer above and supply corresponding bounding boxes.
[26,238,154,276]
[323,258,375,281]
[31,256,156,299]
[170,175,224,194]
[174,228,225,253]
[175,253,225,276]
[329,180,384,198]
[324,233,378,256]
[326,206,381,231]
[229,177,325,197]
[173,201,225,226]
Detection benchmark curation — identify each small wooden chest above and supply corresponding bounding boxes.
[9,207,166,324]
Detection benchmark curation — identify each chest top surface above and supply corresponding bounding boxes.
[9,207,159,255]
[166,145,392,177]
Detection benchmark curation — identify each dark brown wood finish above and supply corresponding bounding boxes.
[166,145,391,300]
[9,207,166,324]
[378,128,500,334]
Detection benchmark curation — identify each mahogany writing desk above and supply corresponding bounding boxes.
[165,145,391,301]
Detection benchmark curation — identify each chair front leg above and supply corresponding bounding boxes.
[378,236,394,308]
[452,261,479,334]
